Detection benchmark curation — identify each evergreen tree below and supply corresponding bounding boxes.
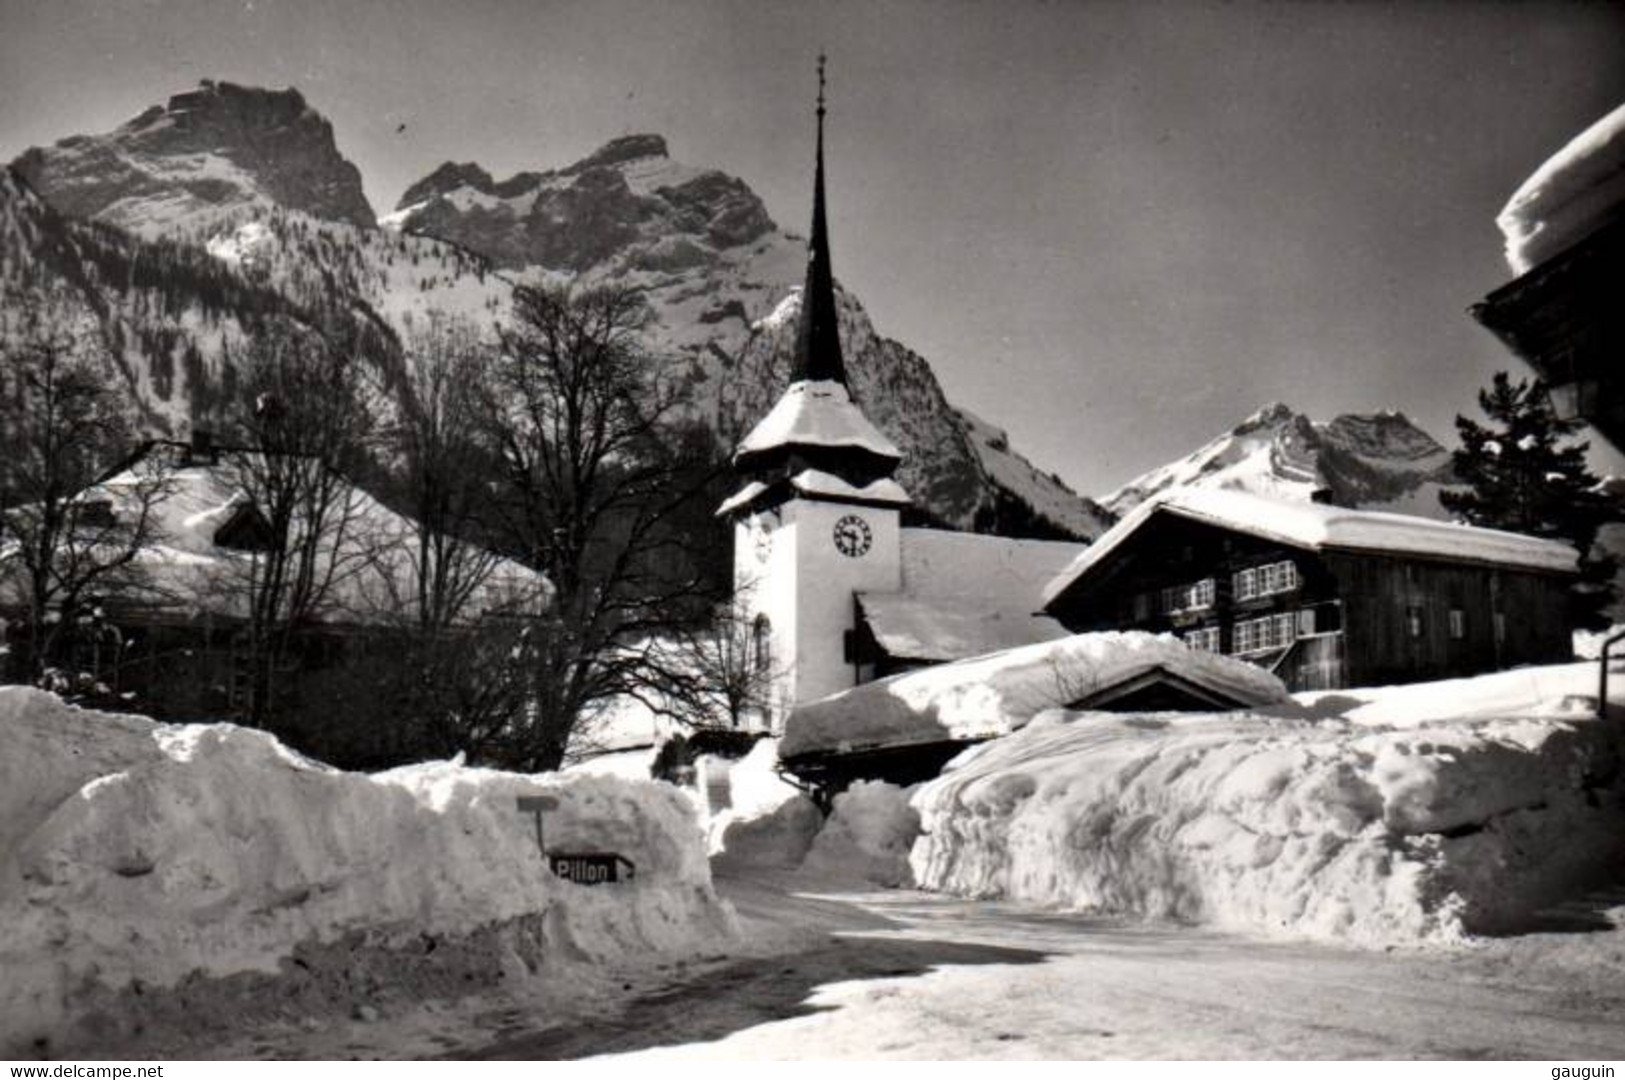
[1440,372,1617,626]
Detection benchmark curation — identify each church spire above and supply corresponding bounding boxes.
[792,54,847,386]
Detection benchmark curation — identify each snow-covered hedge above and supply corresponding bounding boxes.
[0,688,737,1054]
[911,699,1625,946]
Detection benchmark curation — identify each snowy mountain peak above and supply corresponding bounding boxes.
[12,80,375,235]
[390,135,774,271]
[1103,403,1458,519]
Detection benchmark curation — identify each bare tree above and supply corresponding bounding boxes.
[480,282,722,771]
[643,595,783,733]
[382,314,505,631]
[218,323,378,726]
[0,338,171,685]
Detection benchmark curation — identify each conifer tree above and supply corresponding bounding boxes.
[1440,372,1617,626]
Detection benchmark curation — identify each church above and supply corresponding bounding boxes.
[716,64,1085,732]
[716,63,1581,741]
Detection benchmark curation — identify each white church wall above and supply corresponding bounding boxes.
[733,500,902,730]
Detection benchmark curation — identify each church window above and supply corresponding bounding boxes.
[753,614,772,671]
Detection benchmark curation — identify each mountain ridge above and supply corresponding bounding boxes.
[1101,401,1461,520]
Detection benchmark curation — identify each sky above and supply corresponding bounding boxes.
[2,0,1623,497]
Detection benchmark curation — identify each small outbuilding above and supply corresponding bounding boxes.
[1040,489,1578,692]
[779,629,1291,794]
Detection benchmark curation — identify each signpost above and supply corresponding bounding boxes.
[515,795,636,886]
[515,794,559,854]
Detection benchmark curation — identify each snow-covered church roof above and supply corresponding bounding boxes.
[854,528,1084,664]
[1042,489,1578,607]
[1497,101,1625,275]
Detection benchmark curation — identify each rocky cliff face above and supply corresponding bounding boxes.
[389,135,1101,534]
[13,81,375,236]
[1102,402,1460,518]
[8,87,1105,537]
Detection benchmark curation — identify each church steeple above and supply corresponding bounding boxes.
[718,56,908,520]
[792,54,847,386]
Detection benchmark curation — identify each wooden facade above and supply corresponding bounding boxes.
[1044,513,1573,692]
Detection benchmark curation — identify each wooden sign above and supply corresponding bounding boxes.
[516,796,635,885]
[549,852,637,885]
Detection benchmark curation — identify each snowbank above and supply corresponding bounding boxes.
[707,739,822,873]
[0,689,737,1054]
[800,781,920,887]
[782,631,1289,759]
[1291,660,1609,727]
[911,696,1625,946]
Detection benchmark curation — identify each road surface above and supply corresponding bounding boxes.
[469,874,1625,1060]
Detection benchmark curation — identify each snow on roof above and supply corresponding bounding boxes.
[840,528,1086,663]
[790,469,910,505]
[715,480,769,518]
[780,630,1289,760]
[77,451,546,623]
[1497,102,1625,275]
[857,592,1069,663]
[902,528,1085,606]
[1042,488,1577,607]
[735,379,902,462]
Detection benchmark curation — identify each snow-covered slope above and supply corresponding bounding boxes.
[955,406,1115,539]
[1101,402,1459,520]
[390,135,1090,532]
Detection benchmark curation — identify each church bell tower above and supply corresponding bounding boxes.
[717,57,910,729]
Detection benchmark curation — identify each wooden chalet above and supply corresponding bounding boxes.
[1471,103,1625,451]
[1,437,545,724]
[1040,490,1578,692]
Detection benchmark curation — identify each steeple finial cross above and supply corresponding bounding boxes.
[817,53,826,120]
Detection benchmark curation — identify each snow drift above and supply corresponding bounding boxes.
[800,781,920,888]
[707,739,823,873]
[0,688,737,1054]
[911,678,1625,945]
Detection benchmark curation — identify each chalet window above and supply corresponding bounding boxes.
[1297,608,1317,636]
[1406,606,1423,638]
[1132,592,1152,622]
[1449,609,1465,640]
[1231,611,1300,655]
[1494,612,1507,646]
[1184,626,1221,653]
[1233,560,1298,601]
[1161,578,1215,614]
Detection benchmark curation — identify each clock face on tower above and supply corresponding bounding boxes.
[832,514,873,558]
